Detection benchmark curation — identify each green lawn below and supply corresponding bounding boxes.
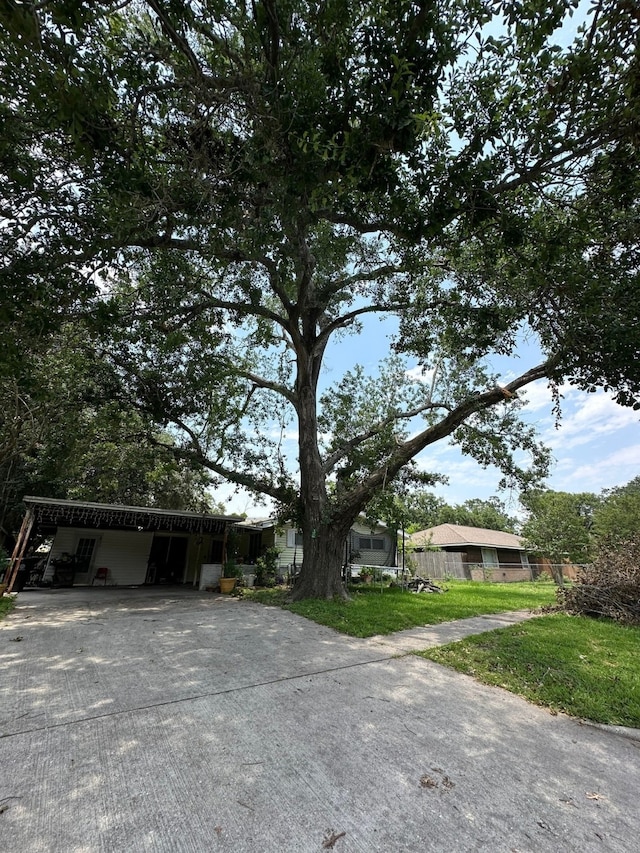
[245,580,556,637]
[0,596,15,621]
[418,614,640,727]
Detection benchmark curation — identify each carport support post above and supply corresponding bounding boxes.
[222,526,228,566]
[5,507,35,593]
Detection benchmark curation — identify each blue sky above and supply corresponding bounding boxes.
[217,311,640,518]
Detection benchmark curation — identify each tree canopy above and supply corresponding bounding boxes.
[519,477,640,583]
[0,323,219,548]
[373,491,517,533]
[520,488,599,568]
[1,1,639,597]
[593,477,640,542]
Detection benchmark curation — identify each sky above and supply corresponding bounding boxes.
[215,311,640,519]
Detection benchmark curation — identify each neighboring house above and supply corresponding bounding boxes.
[243,517,395,576]
[7,496,243,590]
[409,523,542,581]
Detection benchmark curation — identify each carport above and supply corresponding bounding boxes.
[4,496,243,591]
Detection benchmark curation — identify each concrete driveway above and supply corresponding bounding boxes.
[1,587,638,852]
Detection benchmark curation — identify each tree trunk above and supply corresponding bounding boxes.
[550,562,565,587]
[291,380,351,598]
[291,516,351,600]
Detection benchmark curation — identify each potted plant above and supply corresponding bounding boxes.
[219,560,244,593]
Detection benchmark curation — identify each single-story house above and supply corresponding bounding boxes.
[5,496,244,591]
[409,523,541,581]
[241,516,396,577]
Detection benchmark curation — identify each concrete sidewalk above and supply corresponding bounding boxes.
[1,588,638,852]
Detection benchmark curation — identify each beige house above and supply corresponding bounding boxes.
[409,523,540,581]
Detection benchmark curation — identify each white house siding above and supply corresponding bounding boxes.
[348,520,394,568]
[97,530,154,585]
[274,527,303,574]
[263,521,392,573]
[45,527,154,586]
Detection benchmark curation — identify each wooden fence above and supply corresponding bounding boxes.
[410,550,466,578]
[410,552,535,581]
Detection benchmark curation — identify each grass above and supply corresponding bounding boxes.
[244,580,556,637]
[418,614,640,727]
[0,595,15,621]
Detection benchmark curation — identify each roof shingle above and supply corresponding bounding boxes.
[410,523,525,550]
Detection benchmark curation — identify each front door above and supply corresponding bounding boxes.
[146,536,188,584]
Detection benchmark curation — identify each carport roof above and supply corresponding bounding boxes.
[23,496,243,536]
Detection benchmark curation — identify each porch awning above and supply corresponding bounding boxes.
[23,496,243,536]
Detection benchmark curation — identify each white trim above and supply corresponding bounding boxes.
[481,547,499,567]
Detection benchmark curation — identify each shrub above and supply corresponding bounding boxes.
[254,546,280,587]
[560,537,640,626]
[0,543,10,581]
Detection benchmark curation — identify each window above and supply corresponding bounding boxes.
[358,536,385,551]
[286,530,303,548]
[75,538,96,572]
[481,547,499,567]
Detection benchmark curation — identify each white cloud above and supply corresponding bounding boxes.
[405,365,436,384]
[539,392,639,450]
[416,449,504,494]
[550,443,640,494]
[267,427,298,442]
[517,378,572,412]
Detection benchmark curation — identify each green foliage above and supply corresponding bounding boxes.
[425,496,517,532]
[0,595,15,622]
[0,322,216,538]
[520,489,599,566]
[355,566,389,583]
[446,498,516,532]
[593,477,640,542]
[420,615,640,727]
[254,546,280,587]
[221,560,245,580]
[371,490,517,534]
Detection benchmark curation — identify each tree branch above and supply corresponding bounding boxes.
[157,292,289,335]
[322,398,450,474]
[166,420,294,505]
[146,0,206,83]
[340,356,561,513]
[317,300,409,348]
[235,370,296,406]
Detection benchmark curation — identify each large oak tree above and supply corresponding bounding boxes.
[1,1,639,597]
